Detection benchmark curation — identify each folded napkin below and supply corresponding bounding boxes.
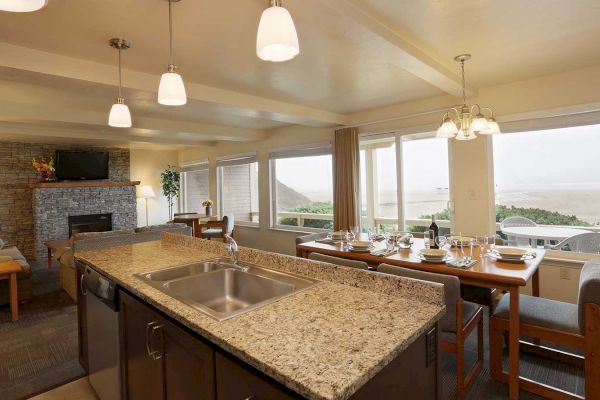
[446,259,477,269]
[370,248,395,257]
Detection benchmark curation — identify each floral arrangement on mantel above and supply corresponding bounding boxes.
[202,199,213,216]
[31,156,55,182]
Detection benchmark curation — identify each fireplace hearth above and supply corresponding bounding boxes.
[68,213,113,237]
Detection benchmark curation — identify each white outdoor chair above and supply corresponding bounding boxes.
[553,232,600,254]
[500,216,536,247]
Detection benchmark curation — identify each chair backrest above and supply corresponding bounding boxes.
[222,213,234,235]
[308,253,368,270]
[500,216,537,247]
[295,232,327,245]
[377,263,460,333]
[554,232,600,254]
[578,260,600,331]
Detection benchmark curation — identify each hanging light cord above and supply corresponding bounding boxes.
[460,60,466,106]
[168,0,174,66]
[118,46,123,99]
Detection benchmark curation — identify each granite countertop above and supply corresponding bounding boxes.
[76,233,445,400]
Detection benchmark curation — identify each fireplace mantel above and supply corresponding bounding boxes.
[29,181,140,189]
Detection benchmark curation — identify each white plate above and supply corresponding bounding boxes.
[495,247,529,257]
[350,241,371,249]
[488,251,535,263]
[415,254,453,263]
[419,249,448,257]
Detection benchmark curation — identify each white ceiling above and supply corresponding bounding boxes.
[1,0,599,147]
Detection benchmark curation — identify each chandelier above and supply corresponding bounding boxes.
[436,54,500,140]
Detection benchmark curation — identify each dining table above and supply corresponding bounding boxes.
[296,235,545,400]
[172,214,219,237]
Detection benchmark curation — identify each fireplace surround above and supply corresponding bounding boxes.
[68,213,113,237]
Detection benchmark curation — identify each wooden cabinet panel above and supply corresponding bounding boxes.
[216,352,300,400]
[120,291,165,400]
[163,320,215,400]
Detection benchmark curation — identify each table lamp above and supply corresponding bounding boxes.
[139,185,156,226]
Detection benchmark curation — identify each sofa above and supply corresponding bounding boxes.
[0,245,32,305]
[57,223,192,302]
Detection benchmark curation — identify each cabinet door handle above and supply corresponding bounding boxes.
[145,321,164,360]
[80,274,87,296]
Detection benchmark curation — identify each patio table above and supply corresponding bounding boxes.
[501,226,592,243]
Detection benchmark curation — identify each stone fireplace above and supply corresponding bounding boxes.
[31,183,137,260]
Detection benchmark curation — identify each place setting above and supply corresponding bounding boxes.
[488,246,537,263]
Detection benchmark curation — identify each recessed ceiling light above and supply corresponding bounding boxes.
[0,0,47,12]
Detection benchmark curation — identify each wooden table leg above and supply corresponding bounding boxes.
[47,247,52,268]
[532,268,540,297]
[10,272,18,321]
[509,286,520,399]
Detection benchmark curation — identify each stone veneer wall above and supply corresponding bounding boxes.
[32,186,137,260]
[0,141,131,260]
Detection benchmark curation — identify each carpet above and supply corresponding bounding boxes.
[0,261,85,400]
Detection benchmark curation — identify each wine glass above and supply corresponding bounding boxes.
[367,227,376,244]
[435,235,448,250]
[350,226,359,241]
[476,235,487,258]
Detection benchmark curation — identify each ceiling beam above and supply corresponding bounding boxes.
[320,0,476,97]
[0,42,348,127]
[0,100,267,143]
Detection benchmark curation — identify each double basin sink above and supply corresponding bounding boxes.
[135,259,320,321]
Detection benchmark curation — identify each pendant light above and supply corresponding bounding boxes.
[0,0,47,12]
[256,0,299,62]
[158,0,187,106]
[108,38,132,128]
[436,54,501,141]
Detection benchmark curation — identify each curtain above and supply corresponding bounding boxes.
[333,127,360,231]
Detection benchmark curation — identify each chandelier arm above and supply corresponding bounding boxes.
[448,107,462,121]
[479,107,494,118]
[470,104,481,115]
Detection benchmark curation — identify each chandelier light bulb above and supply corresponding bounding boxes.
[108,98,132,128]
[158,65,187,105]
[0,0,47,12]
[256,0,300,62]
[436,118,459,138]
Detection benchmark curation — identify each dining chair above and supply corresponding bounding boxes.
[500,216,537,247]
[295,233,328,256]
[309,253,369,270]
[553,232,600,254]
[490,260,600,399]
[200,213,234,241]
[377,264,483,400]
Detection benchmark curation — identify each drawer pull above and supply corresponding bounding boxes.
[80,274,87,296]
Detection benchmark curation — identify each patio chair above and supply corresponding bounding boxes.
[553,232,600,254]
[309,253,368,270]
[377,264,483,400]
[490,260,600,399]
[500,216,536,247]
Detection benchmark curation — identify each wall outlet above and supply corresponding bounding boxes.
[468,190,476,200]
[559,268,571,280]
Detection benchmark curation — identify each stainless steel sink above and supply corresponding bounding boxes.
[135,259,319,321]
[137,260,232,282]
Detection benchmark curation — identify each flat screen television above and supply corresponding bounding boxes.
[55,151,109,181]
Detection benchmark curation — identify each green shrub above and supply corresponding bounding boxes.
[279,202,334,229]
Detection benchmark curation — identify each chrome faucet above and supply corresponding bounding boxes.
[225,235,239,265]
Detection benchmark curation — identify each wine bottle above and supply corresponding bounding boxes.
[429,215,439,249]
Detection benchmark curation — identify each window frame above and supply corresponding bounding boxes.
[268,143,333,233]
[216,152,260,228]
[179,160,209,214]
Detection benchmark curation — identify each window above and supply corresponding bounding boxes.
[269,144,333,231]
[217,154,259,225]
[401,135,451,234]
[180,161,209,213]
[360,133,451,233]
[493,125,600,251]
[360,136,398,231]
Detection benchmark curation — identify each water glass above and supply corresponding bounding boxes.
[385,233,395,252]
[476,235,487,258]
[342,230,351,250]
[423,229,434,249]
[326,230,333,241]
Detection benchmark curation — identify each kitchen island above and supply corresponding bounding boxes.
[75,232,446,400]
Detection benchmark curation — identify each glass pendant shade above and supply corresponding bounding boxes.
[436,119,459,138]
[455,129,476,141]
[108,100,132,128]
[0,0,47,12]
[481,119,500,135]
[158,71,187,106]
[256,5,299,62]
[470,115,489,133]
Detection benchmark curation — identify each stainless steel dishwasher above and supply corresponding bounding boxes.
[81,264,121,400]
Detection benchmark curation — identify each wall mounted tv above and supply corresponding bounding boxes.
[55,151,109,181]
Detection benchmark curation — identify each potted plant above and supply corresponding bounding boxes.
[202,199,214,216]
[161,165,180,221]
[31,156,55,182]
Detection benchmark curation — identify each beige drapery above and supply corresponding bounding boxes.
[333,127,360,231]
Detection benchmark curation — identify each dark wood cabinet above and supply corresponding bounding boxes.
[119,290,215,400]
[75,262,88,372]
[216,352,300,400]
